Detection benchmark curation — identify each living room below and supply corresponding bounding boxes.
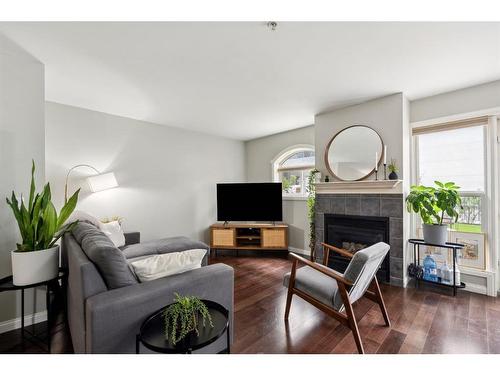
[1,1,500,373]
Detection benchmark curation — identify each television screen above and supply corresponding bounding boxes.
[217,183,282,222]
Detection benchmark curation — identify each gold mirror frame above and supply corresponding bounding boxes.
[324,125,385,181]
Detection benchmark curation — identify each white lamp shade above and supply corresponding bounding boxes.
[87,172,118,193]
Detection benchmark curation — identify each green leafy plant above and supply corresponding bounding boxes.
[388,159,399,173]
[163,293,213,345]
[6,160,80,252]
[281,175,298,193]
[306,169,320,258]
[405,181,462,225]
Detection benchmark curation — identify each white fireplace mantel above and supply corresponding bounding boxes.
[315,180,403,194]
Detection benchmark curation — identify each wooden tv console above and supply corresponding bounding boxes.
[210,223,288,252]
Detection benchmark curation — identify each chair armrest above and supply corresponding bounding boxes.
[321,242,354,265]
[84,263,234,353]
[289,253,352,286]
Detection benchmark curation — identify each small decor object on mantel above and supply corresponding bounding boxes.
[405,181,462,245]
[388,159,399,180]
[324,175,329,182]
[163,293,213,345]
[6,160,80,286]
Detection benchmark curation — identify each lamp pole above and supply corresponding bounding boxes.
[64,164,100,203]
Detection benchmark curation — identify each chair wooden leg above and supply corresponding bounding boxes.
[338,283,364,354]
[284,259,298,321]
[370,278,390,327]
[284,289,294,321]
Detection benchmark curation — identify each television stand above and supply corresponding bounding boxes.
[210,222,288,255]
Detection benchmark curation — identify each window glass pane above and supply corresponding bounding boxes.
[280,170,303,195]
[450,195,483,233]
[281,150,315,169]
[417,126,485,192]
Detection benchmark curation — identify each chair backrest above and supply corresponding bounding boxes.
[343,242,390,305]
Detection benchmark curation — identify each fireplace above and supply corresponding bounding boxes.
[324,214,390,282]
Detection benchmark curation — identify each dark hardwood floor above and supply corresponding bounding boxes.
[1,254,500,354]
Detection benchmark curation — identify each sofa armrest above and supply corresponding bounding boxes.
[84,263,234,353]
[124,231,140,245]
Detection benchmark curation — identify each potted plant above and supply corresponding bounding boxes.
[388,159,399,180]
[306,169,320,260]
[6,161,80,286]
[405,181,462,245]
[163,293,213,345]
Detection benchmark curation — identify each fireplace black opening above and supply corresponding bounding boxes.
[324,214,390,282]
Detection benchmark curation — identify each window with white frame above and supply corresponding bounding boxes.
[273,146,315,198]
[415,124,486,233]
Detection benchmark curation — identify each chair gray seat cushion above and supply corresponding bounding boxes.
[72,222,138,290]
[283,264,343,311]
[120,236,209,260]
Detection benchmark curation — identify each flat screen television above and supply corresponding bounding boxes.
[217,183,282,222]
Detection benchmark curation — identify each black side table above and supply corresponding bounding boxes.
[0,269,67,352]
[408,239,465,296]
[136,299,230,354]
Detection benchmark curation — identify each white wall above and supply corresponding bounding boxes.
[245,126,314,252]
[411,79,500,123]
[0,34,45,324]
[45,102,245,244]
[315,93,406,180]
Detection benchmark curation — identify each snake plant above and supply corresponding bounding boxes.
[6,160,80,252]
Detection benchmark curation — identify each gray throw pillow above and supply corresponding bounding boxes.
[72,222,138,289]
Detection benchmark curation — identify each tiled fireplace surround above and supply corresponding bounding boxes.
[315,193,404,286]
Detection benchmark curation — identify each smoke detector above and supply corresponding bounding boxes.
[267,21,278,31]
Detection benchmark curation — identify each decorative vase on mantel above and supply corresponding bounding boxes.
[388,171,398,180]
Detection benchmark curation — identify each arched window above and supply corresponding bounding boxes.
[272,145,315,198]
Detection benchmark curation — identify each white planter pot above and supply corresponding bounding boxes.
[11,245,60,286]
[422,224,448,245]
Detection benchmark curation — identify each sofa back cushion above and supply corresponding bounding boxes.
[72,222,138,289]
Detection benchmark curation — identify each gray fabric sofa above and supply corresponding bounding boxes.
[61,222,234,354]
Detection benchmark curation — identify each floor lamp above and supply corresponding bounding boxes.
[65,164,118,203]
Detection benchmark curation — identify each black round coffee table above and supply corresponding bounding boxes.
[136,299,230,354]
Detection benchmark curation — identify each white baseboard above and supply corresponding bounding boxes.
[0,310,47,334]
[464,283,487,295]
[288,247,310,256]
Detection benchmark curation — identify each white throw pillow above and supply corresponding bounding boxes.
[129,249,207,282]
[100,220,126,247]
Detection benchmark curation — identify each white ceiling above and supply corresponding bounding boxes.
[1,22,499,140]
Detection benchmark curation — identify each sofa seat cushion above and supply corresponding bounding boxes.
[120,236,209,260]
[72,222,138,289]
[129,249,207,282]
[283,264,344,311]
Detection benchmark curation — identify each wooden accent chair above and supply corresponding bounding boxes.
[283,242,391,354]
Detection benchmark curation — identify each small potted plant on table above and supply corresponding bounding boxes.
[405,181,462,245]
[163,293,213,345]
[6,161,80,286]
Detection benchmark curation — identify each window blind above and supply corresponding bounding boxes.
[412,116,489,135]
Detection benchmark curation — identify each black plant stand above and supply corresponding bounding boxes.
[408,239,465,296]
[0,269,67,352]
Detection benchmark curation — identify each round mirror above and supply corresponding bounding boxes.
[325,125,384,181]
